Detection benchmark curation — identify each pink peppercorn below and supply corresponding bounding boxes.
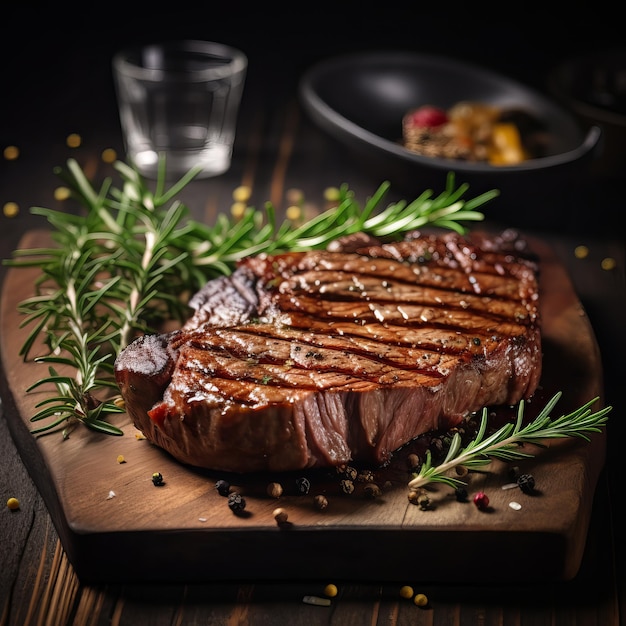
[473,491,490,510]
[406,105,449,128]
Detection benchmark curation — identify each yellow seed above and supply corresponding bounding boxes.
[324,583,338,598]
[399,585,414,599]
[232,185,251,202]
[324,186,340,202]
[231,202,247,219]
[54,186,71,201]
[413,593,428,607]
[285,205,302,221]
[66,133,82,148]
[601,257,616,271]
[116,454,126,464]
[7,497,20,510]
[101,148,117,163]
[3,145,19,160]
[3,202,19,218]
[574,245,589,259]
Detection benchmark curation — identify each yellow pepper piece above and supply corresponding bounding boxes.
[488,123,527,165]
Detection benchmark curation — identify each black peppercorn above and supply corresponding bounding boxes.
[152,472,164,486]
[455,486,468,502]
[517,473,536,494]
[295,477,311,495]
[227,492,246,514]
[215,479,231,496]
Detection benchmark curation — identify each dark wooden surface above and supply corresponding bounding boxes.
[1,8,625,625]
[0,231,608,587]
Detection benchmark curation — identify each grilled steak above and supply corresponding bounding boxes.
[114,229,542,473]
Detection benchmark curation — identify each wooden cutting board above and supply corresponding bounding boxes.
[0,230,606,584]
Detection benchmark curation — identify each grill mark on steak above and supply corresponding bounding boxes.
[115,229,542,473]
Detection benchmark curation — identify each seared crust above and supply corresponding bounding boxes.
[115,229,542,473]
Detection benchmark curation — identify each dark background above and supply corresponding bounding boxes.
[2,5,623,130]
[1,5,624,242]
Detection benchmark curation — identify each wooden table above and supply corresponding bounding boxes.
[1,15,625,625]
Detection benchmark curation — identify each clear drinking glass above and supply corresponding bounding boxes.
[112,40,247,179]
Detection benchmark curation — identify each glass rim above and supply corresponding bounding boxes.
[112,40,248,82]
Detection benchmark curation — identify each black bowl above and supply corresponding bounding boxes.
[299,51,602,230]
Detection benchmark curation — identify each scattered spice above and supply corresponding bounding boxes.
[399,585,414,599]
[455,486,468,502]
[6,497,20,510]
[116,454,126,464]
[267,482,283,498]
[151,472,164,487]
[232,185,251,203]
[337,465,357,481]
[66,133,82,148]
[340,479,355,495]
[407,453,421,471]
[363,483,382,499]
[314,495,328,510]
[414,593,429,607]
[227,492,246,514]
[3,202,19,218]
[407,491,421,506]
[509,501,522,510]
[286,205,302,221]
[357,469,375,483]
[215,479,231,496]
[455,465,469,478]
[574,245,589,259]
[3,145,19,160]
[295,477,311,495]
[517,473,536,494]
[324,583,338,598]
[473,492,490,511]
[273,507,288,524]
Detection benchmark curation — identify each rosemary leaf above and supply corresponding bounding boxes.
[408,392,611,491]
[4,158,496,437]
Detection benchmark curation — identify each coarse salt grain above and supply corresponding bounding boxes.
[509,501,522,510]
[302,595,331,606]
[107,491,116,499]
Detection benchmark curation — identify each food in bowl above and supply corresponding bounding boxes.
[402,102,550,166]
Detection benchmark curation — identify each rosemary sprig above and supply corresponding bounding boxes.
[4,159,496,437]
[408,392,611,491]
